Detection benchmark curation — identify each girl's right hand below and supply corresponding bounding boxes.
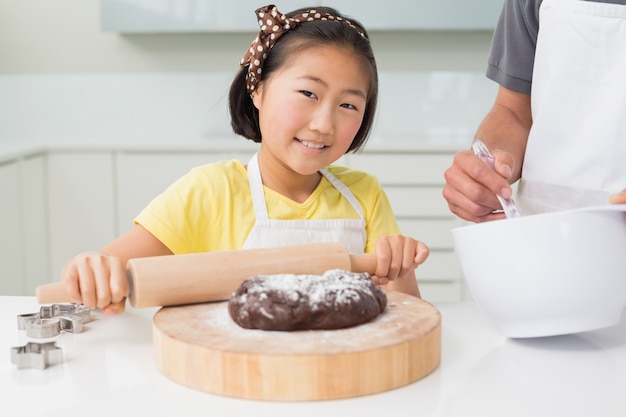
[61,251,129,315]
[59,224,174,315]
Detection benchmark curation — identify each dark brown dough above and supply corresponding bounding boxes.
[228,269,387,331]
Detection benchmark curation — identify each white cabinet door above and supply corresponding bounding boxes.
[46,152,116,281]
[0,155,49,295]
[19,155,49,294]
[346,153,453,186]
[0,161,23,295]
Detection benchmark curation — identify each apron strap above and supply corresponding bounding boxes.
[246,153,365,221]
[320,169,365,219]
[246,153,270,221]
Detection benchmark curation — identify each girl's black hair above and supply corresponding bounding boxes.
[228,6,378,153]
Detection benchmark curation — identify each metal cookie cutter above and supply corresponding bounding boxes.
[11,341,63,370]
[17,304,92,339]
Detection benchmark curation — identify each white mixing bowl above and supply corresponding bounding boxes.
[452,204,626,338]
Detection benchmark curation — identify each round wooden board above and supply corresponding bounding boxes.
[152,291,441,401]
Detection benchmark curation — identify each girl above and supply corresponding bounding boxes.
[61,4,430,315]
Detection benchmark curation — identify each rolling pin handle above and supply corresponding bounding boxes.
[349,253,377,274]
[36,282,74,304]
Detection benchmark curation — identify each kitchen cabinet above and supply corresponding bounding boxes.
[100,0,504,33]
[7,144,469,301]
[0,154,48,295]
[337,0,504,31]
[18,155,49,295]
[0,161,23,295]
[46,151,116,281]
[0,155,48,296]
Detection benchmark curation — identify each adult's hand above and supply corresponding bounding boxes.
[609,188,626,204]
[444,85,531,223]
[442,148,515,223]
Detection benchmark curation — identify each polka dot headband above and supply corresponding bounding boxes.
[240,4,366,94]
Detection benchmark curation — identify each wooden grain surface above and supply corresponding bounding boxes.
[36,242,378,308]
[152,291,441,401]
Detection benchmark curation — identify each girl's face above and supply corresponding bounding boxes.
[252,45,370,176]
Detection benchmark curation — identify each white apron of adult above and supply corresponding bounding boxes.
[517,0,626,214]
[241,153,367,254]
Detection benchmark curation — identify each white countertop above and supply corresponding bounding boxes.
[2,296,625,417]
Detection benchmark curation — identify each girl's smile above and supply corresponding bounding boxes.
[297,139,326,150]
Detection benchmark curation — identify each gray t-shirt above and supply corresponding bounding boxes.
[487,0,626,94]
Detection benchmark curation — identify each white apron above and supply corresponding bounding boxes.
[517,0,626,214]
[241,153,367,254]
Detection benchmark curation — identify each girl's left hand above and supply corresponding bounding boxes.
[371,234,429,285]
[609,188,626,204]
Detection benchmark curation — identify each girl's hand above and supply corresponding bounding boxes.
[59,225,173,315]
[609,188,626,204]
[61,251,129,316]
[371,234,429,297]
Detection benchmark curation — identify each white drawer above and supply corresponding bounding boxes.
[385,186,451,217]
[397,218,461,250]
[346,153,453,185]
[417,251,461,281]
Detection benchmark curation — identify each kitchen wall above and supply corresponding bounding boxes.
[0,0,499,144]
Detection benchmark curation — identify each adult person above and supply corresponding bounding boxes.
[443,0,626,223]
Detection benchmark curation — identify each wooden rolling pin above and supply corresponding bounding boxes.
[36,242,378,308]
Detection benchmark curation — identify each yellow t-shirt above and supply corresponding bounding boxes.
[135,159,400,254]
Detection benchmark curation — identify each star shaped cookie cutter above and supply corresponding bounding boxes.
[17,303,92,339]
[11,341,63,370]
